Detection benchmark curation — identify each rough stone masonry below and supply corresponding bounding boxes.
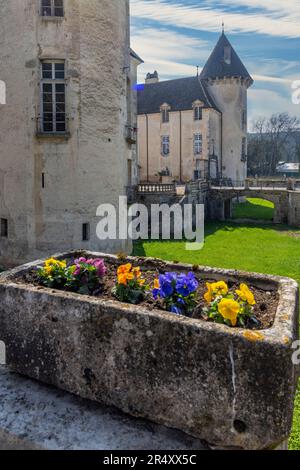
[0,253,298,450]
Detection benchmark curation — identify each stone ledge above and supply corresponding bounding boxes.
[0,367,207,451]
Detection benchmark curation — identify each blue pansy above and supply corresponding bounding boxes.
[176,272,198,297]
[158,272,176,298]
[170,305,182,315]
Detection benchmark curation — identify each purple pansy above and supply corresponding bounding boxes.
[73,257,106,278]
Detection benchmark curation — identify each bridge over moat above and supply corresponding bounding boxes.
[209,185,300,227]
[130,180,300,228]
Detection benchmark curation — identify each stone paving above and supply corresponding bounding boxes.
[0,367,207,451]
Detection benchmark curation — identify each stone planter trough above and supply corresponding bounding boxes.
[0,251,299,450]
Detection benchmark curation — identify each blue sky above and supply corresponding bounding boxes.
[130,0,300,128]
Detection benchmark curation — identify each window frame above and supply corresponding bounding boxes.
[161,108,170,124]
[161,136,170,156]
[40,0,64,18]
[241,137,247,161]
[194,133,203,155]
[242,109,247,131]
[0,218,8,238]
[194,106,203,121]
[40,60,67,135]
[82,223,90,242]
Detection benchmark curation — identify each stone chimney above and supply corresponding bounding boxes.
[145,71,159,84]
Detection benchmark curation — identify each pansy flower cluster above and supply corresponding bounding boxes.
[37,258,67,289]
[112,263,147,304]
[37,257,258,328]
[203,281,257,328]
[68,257,107,294]
[153,272,198,316]
[37,256,106,294]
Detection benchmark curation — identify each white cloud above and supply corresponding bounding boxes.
[131,0,300,38]
[131,27,210,62]
[131,1,300,120]
[131,27,211,81]
[252,75,293,85]
[132,26,295,86]
[248,88,300,126]
[215,0,300,17]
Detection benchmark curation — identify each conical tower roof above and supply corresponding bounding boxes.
[200,32,253,83]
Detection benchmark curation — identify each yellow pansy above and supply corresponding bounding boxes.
[212,281,228,296]
[218,298,240,327]
[236,283,256,306]
[204,282,214,303]
[154,278,160,290]
[44,258,66,270]
[132,267,141,278]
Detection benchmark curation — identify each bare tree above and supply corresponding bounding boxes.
[248,113,300,176]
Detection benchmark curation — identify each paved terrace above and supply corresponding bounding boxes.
[0,367,207,450]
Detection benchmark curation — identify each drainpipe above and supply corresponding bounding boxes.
[146,114,149,182]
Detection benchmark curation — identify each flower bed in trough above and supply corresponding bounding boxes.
[0,251,298,450]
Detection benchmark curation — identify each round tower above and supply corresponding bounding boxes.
[200,31,253,183]
[0,0,131,266]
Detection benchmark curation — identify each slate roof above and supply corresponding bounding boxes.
[137,76,219,115]
[200,32,253,81]
[130,49,144,64]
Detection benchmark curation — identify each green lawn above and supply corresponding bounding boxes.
[133,220,300,449]
[233,197,275,220]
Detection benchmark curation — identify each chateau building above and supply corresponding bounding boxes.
[0,0,142,266]
[137,32,253,184]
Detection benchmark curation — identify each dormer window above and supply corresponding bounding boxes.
[41,0,64,17]
[224,45,231,65]
[194,106,202,121]
[161,104,170,123]
[193,101,203,121]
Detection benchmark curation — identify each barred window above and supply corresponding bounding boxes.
[161,136,170,156]
[41,0,64,17]
[194,133,202,155]
[40,61,66,133]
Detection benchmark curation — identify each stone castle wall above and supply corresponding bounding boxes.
[0,0,131,266]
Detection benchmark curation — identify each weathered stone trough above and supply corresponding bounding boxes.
[0,252,299,450]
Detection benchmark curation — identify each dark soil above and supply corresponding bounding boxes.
[16,256,279,330]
